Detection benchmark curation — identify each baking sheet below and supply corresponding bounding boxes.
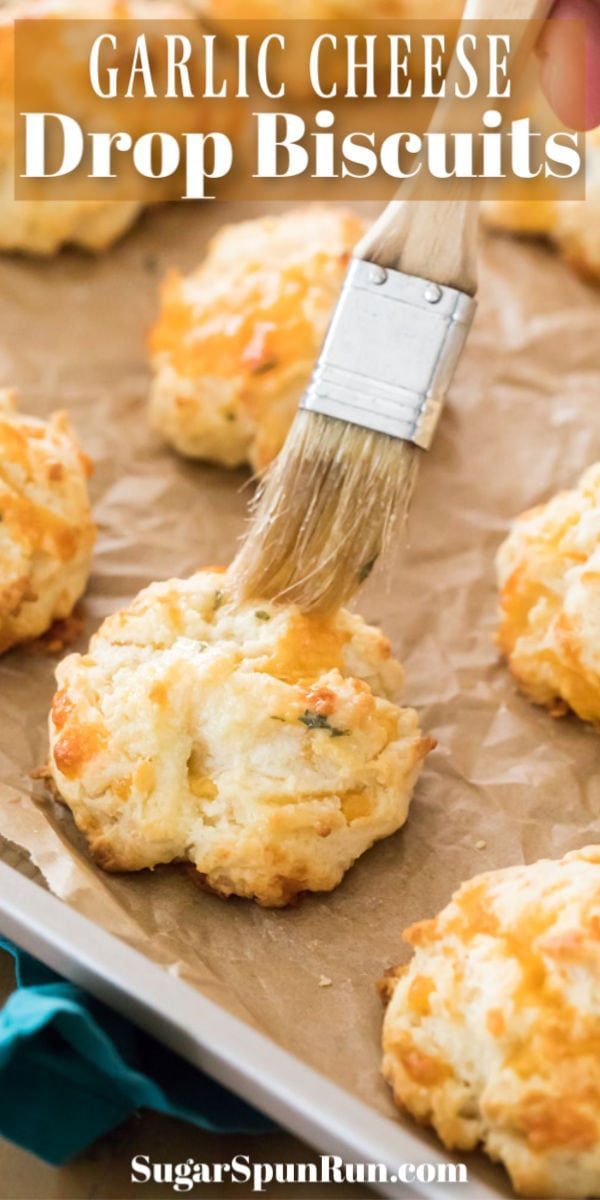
[0,200,599,1194]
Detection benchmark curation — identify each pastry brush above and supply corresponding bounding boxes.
[233,0,553,612]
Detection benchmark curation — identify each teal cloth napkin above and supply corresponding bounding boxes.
[0,938,271,1165]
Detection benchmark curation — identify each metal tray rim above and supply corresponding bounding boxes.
[0,859,504,1200]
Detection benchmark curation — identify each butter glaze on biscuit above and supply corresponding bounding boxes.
[381,847,600,1198]
[49,567,432,905]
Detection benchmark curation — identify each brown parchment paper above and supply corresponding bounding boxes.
[0,200,599,1195]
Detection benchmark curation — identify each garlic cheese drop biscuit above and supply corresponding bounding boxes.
[496,464,600,725]
[0,0,210,255]
[190,1,461,18]
[187,0,463,100]
[380,847,600,1199]
[483,129,600,284]
[149,207,366,471]
[48,568,433,905]
[0,391,95,653]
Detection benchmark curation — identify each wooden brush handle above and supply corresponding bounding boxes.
[355,0,556,294]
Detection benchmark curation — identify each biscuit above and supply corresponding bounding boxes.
[483,129,600,284]
[187,0,463,100]
[190,1,460,18]
[380,846,600,1198]
[0,191,145,257]
[0,390,95,653]
[0,0,204,254]
[48,567,433,905]
[148,206,366,471]
[496,464,600,724]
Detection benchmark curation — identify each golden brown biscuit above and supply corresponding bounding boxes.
[496,464,600,725]
[381,846,600,1198]
[48,566,432,905]
[188,0,464,101]
[149,206,365,471]
[191,0,460,18]
[0,0,214,254]
[0,390,95,653]
[483,129,600,284]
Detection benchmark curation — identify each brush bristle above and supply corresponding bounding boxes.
[232,410,421,613]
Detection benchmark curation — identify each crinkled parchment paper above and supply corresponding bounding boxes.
[0,200,599,1194]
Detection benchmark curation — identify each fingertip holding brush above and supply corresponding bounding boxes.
[233,0,553,613]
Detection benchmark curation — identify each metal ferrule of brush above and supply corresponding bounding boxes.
[300,258,477,450]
